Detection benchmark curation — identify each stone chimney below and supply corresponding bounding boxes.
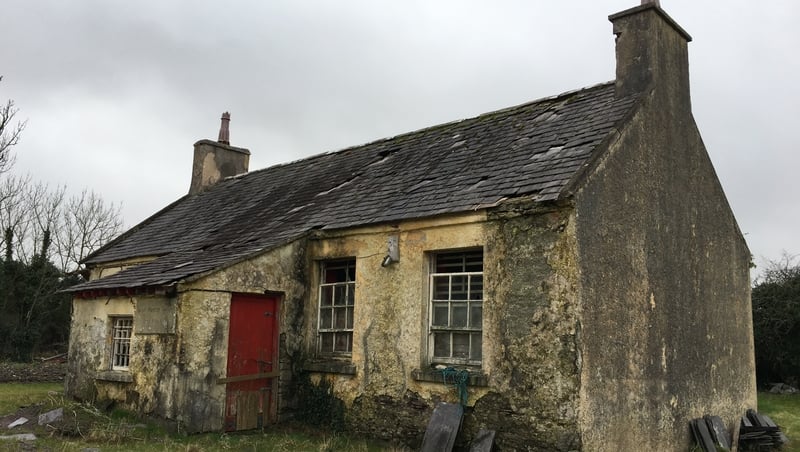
[609,2,692,101]
[189,112,250,195]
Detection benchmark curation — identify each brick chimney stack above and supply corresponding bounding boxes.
[189,112,250,195]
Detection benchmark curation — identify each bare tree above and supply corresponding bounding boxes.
[55,189,123,272]
[0,177,122,272]
[0,76,27,175]
[0,175,30,260]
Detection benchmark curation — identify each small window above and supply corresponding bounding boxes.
[110,317,133,370]
[318,259,356,356]
[429,250,483,366]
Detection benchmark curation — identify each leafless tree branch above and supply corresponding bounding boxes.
[0,76,27,175]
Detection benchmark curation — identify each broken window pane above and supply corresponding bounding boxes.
[321,286,333,306]
[334,285,347,306]
[452,333,470,358]
[432,275,450,300]
[334,332,351,353]
[451,275,468,300]
[470,275,483,299]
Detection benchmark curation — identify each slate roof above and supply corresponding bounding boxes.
[69,82,638,292]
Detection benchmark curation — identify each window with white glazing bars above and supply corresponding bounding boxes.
[111,317,133,370]
[429,250,483,365]
[318,259,356,356]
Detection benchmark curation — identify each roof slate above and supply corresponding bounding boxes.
[70,82,638,292]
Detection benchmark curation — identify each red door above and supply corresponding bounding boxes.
[224,293,279,431]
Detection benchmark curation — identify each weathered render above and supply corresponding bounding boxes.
[66,3,754,451]
[571,6,756,450]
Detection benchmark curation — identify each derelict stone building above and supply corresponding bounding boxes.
[66,3,755,450]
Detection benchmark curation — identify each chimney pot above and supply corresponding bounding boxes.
[218,111,231,145]
[189,113,250,195]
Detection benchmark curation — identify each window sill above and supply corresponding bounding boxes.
[412,368,489,387]
[303,360,356,375]
[96,370,133,383]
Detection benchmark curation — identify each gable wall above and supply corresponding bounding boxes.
[574,89,755,450]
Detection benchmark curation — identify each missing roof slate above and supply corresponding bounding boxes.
[70,82,639,292]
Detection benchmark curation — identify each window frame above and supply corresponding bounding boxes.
[427,249,484,367]
[316,259,356,358]
[110,316,133,371]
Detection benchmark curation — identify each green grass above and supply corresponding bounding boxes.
[0,382,405,451]
[0,381,62,414]
[758,392,800,452]
[5,384,795,451]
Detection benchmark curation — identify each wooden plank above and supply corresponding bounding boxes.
[217,371,280,384]
[236,390,260,430]
[421,402,463,452]
[469,429,495,452]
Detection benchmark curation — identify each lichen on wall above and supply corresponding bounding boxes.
[467,201,582,451]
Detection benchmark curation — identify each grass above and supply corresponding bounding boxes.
[0,381,62,414]
[758,392,800,452]
[0,383,406,451]
[3,384,797,451]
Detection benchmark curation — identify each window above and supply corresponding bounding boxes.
[429,250,483,365]
[110,317,133,370]
[318,259,356,356]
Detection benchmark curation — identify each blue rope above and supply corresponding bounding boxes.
[440,367,469,406]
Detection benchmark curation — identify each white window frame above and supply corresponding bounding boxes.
[428,249,484,367]
[317,259,356,357]
[110,316,133,370]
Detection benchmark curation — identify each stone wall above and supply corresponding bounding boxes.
[304,215,487,446]
[68,210,590,448]
[465,202,582,451]
[573,10,756,449]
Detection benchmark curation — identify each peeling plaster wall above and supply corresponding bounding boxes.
[301,209,582,451]
[176,239,309,430]
[476,203,583,451]
[68,210,587,448]
[65,295,174,408]
[574,67,756,452]
[305,215,488,446]
[67,240,308,433]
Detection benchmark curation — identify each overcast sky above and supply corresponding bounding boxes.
[2,1,798,277]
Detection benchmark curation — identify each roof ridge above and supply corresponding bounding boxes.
[74,80,637,289]
[230,81,617,181]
